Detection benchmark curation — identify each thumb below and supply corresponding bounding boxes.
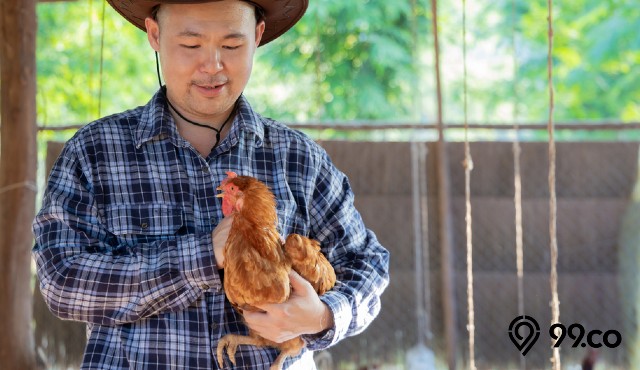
[289,269,310,294]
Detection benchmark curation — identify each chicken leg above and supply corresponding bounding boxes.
[216,334,303,370]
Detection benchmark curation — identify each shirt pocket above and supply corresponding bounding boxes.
[104,203,184,245]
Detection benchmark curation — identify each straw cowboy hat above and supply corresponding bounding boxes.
[106,0,308,46]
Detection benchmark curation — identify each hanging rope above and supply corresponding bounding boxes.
[510,1,526,369]
[98,0,106,117]
[546,0,561,369]
[88,0,94,119]
[431,1,444,128]
[461,0,476,368]
[462,0,476,370]
[511,0,525,319]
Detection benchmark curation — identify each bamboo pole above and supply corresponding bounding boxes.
[0,0,41,368]
[429,0,457,368]
[39,122,640,133]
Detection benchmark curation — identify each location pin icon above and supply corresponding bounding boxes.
[508,315,541,356]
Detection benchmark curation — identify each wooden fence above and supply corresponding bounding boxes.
[35,141,639,369]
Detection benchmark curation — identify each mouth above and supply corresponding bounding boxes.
[200,83,223,89]
[194,82,227,97]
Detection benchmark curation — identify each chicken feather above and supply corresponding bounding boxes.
[215,172,336,370]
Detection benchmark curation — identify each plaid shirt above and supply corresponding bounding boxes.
[33,90,390,370]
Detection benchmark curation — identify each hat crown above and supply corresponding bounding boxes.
[106,0,309,46]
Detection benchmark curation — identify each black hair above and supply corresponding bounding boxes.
[245,1,266,23]
[151,5,161,21]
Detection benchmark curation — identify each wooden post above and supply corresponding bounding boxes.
[0,0,41,368]
[429,0,458,368]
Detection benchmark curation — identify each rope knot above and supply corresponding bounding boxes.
[462,157,474,171]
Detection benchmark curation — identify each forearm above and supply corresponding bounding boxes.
[33,230,220,325]
[33,145,225,325]
[302,231,389,350]
[305,159,390,349]
[305,223,389,350]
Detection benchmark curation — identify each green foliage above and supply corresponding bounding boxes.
[36,0,640,129]
[247,0,427,122]
[500,0,640,122]
[37,1,156,126]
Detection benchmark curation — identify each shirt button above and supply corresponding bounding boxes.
[211,323,218,330]
[140,222,148,229]
[202,166,210,174]
[201,284,210,290]
[210,218,217,225]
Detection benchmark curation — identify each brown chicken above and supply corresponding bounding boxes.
[215,171,336,370]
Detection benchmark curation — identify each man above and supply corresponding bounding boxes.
[32,1,390,369]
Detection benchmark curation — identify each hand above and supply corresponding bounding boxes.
[244,270,334,343]
[211,215,234,269]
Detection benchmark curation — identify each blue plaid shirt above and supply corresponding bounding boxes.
[33,90,390,370]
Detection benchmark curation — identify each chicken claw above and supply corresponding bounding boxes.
[216,335,239,368]
[217,334,267,368]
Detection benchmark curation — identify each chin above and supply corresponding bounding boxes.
[189,98,232,116]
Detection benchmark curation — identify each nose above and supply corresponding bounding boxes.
[202,48,223,74]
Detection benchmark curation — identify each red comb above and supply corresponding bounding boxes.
[219,171,238,187]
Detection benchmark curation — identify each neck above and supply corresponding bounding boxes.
[170,104,234,132]
[162,87,238,152]
[164,87,236,131]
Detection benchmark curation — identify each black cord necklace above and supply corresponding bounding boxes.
[155,52,237,152]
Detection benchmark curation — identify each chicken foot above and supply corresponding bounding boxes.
[269,343,303,370]
[216,334,260,367]
[216,334,303,370]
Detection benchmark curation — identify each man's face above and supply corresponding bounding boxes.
[145,1,265,123]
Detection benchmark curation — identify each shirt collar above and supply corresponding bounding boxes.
[135,89,180,148]
[229,94,265,147]
[135,89,265,149]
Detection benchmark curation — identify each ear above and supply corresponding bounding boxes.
[254,20,266,48]
[145,17,161,51]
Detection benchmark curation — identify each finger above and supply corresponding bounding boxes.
[273,331,296,343]
[251,302,277,313]
[242,309,263,324]
[243,310,272,333]
[219,214,234,227]
[288,269,311,294]
[212,215,234,265]
[212,215,233,239]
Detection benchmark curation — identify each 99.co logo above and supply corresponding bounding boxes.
[508,316,622,356]
[550,323,622,349]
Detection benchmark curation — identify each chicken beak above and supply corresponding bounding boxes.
[215,186,224,198]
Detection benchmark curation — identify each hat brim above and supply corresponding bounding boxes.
[106,0,308,46]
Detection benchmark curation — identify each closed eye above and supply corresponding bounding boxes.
[180,44,200,49]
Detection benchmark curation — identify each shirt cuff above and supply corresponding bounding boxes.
[179,233,221,292]
[302,290,351,350]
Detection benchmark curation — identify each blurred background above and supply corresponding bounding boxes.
[18,0,640,369]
